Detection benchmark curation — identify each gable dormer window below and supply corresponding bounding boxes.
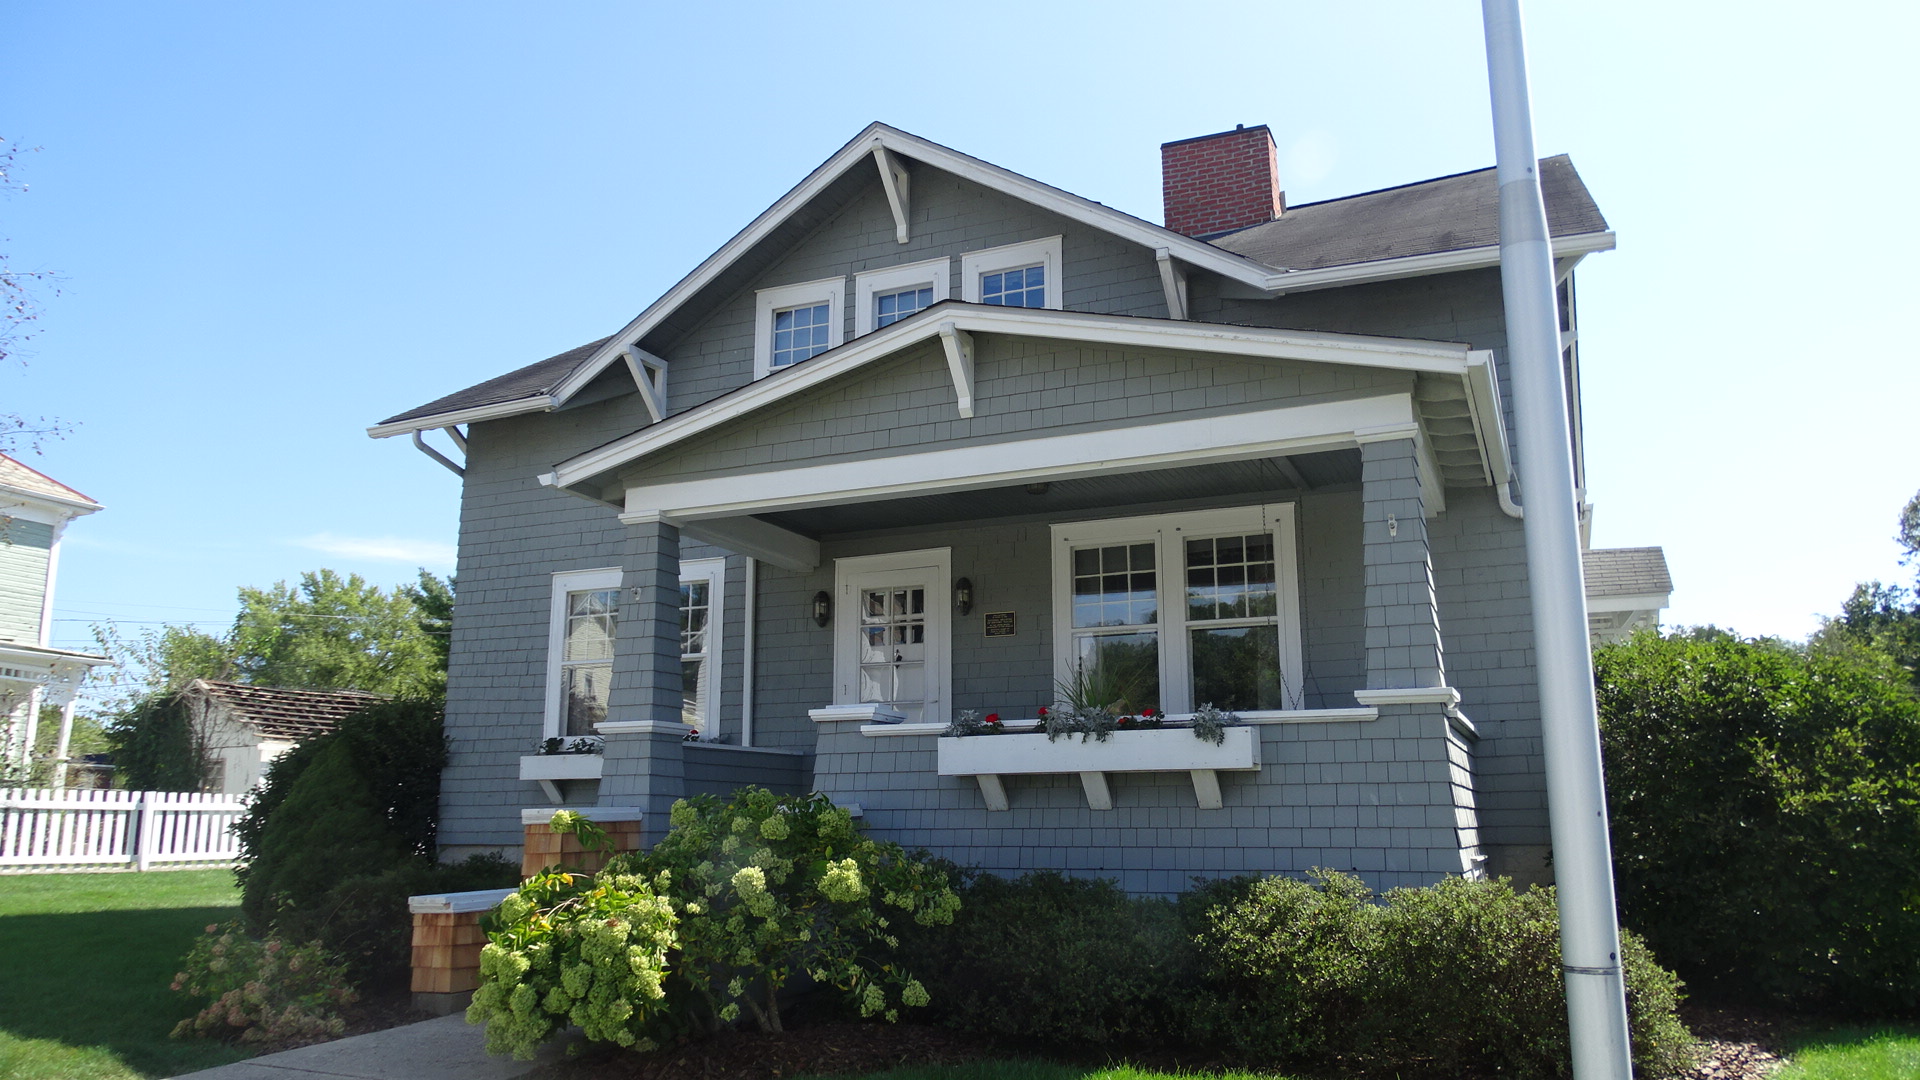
[854,257,950,336]
[754,276,846,379]
[961,235,1062,310]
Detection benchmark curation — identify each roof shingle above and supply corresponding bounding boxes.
[1582,547,1673,599]
[184,680,387,742]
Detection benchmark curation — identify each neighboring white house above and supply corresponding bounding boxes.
[1583,546,1674,644]
[177,679,387,794]
[0,453,112,787]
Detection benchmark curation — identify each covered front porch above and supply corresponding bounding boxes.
[540,308,1511,891]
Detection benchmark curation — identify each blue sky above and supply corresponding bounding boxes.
[4,1,1916,664]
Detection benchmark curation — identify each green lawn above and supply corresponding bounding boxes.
[1778,1025,1920,1080]
[0,869,255,1079]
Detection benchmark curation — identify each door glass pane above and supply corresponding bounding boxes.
[856,584,927,718]
[1072,631,1160,713]
[1190,624,1282,712]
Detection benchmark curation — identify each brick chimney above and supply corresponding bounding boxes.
[1161,124,1285,238]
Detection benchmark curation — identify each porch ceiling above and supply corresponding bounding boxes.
[756,450,1359,537]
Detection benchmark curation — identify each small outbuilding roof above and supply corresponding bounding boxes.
[0,453,101,513]
[181,680,387,742]
[1582,547,1674,600]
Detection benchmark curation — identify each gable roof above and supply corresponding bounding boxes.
[0,453,101,514]
[1582,546,1673,601]
[372,124,1613,439]
[182,679,386,742]
[1214,155,1606,271]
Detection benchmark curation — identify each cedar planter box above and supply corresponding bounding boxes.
[936,725,1260,811]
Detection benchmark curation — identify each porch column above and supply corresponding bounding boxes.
[598,516,687,824]
[1359,438,1446,689]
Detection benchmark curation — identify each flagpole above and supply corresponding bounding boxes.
[1480,2,1634,1077]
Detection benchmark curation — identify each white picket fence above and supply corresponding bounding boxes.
[0,788,249,872]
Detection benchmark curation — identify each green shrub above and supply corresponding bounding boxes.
[897,870,1198,1047]
[169,921,358,1044]
[1596,629,1920,1012]
[471,791,961,1058]
[235,697,456,987]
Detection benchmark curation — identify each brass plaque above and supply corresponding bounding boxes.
[983,611,1017,638]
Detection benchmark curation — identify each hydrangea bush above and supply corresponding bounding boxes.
[170,921,358,1044]
[469,789,959,1057]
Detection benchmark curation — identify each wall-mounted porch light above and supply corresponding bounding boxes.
[954,577,973,616]
[812,591,833,628]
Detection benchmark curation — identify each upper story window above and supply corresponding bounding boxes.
[854,257,950,336]
[960,235,1062,310]
[754,276,846,379]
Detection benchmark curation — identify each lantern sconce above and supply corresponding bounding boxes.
[812,590,833,628]
[954,577,974,616]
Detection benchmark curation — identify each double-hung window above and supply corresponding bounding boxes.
[1050,504,1302,716]
[853,257,950,336]
[679,558,724,737]
[546,561,728,740]
[960,235,1062,310]
[547,567,623,738]
[754,277,846,379]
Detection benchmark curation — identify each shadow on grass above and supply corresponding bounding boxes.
[0,906,255,1078]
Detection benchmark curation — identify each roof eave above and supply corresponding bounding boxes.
[1262,230,1615,295]
[547,303,1475,493]
[367,393,557,440]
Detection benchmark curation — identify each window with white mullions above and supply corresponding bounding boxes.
[1051,504,1302,717]
[560,585,618,737]
[874,286,934,328]
[679,557,725,739]
[771,302,833,368]
[858,585,926,707]
[980,264,1045,307]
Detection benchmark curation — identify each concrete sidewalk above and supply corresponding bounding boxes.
[168,1013,588,1080]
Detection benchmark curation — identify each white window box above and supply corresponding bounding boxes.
[519,753,604,805]
[936,725,1259,812]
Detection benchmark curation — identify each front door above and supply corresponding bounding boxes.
[833,549,951,725]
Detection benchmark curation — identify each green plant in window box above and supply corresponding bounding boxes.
[532,736,602,756]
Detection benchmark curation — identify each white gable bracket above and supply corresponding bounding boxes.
[873,145,911,245]
[938,321,975,419]
[622,345,670,424]
[1155,248,1189,320]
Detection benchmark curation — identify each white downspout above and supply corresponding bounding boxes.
[1497,477,1525,519]
[1482,3,1633,1079]
[740,557,756,747]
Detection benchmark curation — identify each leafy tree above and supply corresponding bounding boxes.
[1595,627,1920,1012]
[1818,488,1920,690]
[400,569,454,696]
[106,691,209,791]
[230,569,444,697]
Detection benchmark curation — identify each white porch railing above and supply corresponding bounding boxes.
[0,788,249,871]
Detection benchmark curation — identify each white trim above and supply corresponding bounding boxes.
[1262,230,1617,295]
[550,305,1468,490]
[872,146,912,243]
[1155,248,1189,320]
[595,719,695,736]
[623,394,1414,521]
[544,567,623,740]
[1584,592,1671,614]
[937,726,1261,811]
[676,517,820,573]
[519,806,644,825]
[519,754,606,782]
[1352,686,1462,706]
[937,322,974,419]
[853,256,950,336]
[859,721,949,736]
[832,548,952,728]
[622,346,669,424]
[753,276,846,380]
[810,703,907,724]
[682,741,806,757]
[408,888,518,915]
[960,235,1062,309]
[367,394,554,439]
[679,557,725,739]
[1050,503,1303,717]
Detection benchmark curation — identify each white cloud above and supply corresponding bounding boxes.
[295,533,457,567]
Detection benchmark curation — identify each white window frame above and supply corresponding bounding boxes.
[679,557,725,740]
[545,566,624,740]
[960,235,1062,309]
[832,547,953,727]
[1049,503,1303,717]
[754,276,846,379]
[853,256,951,335]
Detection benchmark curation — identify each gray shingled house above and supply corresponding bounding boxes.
[371,123,1639,893]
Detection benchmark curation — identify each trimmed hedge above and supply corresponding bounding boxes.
[899,869,1691,1080]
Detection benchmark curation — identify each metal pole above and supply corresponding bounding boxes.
[1480,3,1634,1078]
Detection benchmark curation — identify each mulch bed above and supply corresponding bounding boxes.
[1671,1005,1792,1080]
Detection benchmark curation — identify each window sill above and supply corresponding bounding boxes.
[936,725,1260,812]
